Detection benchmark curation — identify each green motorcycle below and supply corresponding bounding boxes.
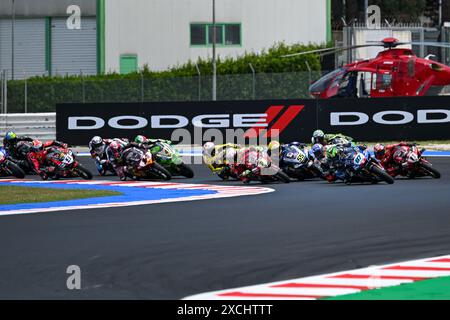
[150,141,194,178]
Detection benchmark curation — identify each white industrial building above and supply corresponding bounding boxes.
[0,0,331,78]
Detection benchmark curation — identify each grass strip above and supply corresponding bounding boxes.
[0,186,122,205]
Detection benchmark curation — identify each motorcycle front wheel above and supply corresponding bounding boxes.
[178,163,194,178]
[6,161,25,179]
[152,163,172,181]
[420,162,441,179]
[74,164,93,180]
[370,165,394,185]
[275,170,291,183]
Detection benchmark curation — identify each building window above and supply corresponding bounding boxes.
[207,25,224,45]
[191,24,206,45]
[190,23,241,46]
[225,24,241,45]
[120,55,138,74]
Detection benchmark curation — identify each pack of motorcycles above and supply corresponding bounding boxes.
[0,135,442,185]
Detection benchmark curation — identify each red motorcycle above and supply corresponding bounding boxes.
[390,145,441,179]
[231,147,290,184]
[44,146,93,180]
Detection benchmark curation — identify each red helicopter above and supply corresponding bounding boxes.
[285,37,450,99]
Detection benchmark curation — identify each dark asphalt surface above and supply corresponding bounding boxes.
[0,157,449,299]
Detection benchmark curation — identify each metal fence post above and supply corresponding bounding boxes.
[141,71,144,102]
[305,60,312,85]
[4,70,7,114]
[0,70,3,114]
[80,70,85,103]
[24,70,28,113]
[195,63,201,101]
[249,63,256,100]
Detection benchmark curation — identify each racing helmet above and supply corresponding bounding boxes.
[268,140,280,151]
[31,140,43,152]
[91,136,104,152]
[135,135,148,144]
[203,142,215,156]
[109,141,122,158]
[311,143,324,158]
[374,144,385,160]
[312,130,325,144]
[5,131,17,142]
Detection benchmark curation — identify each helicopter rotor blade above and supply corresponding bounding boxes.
[398,42,450,49]
[281,44,383,58]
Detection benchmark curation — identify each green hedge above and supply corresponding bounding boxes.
[6,42,325,113]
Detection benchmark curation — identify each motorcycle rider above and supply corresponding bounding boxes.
[134,135,172,155]
[311,129,354,146]
[310,143,326,161]
[203,141,241,180]
[2,131,34,169]
[374,142,419,177]
[3,131,33,153]
[232,142,280,183]
[105,140,129,181]
[324,143,356,183]
[89,136,129,175]
[28,139,68,180]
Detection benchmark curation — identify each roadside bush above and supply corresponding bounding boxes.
[6,42,325,113]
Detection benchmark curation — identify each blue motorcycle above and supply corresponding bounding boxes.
[0,147,26,179]
[334,146,394,185]
[280,144,323,180]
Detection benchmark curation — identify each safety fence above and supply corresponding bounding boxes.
[0,71,323,114]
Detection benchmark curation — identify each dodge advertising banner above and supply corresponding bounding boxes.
[56,96,450,145]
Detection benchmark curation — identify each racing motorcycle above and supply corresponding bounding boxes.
[390,145,441,179]
[150,140,194,178]
[0,147,25,179]
[45,146,93,180]
[334,146,394,185]
[280,144,323,180]
[123,147,172,180]
[231,147,290,184]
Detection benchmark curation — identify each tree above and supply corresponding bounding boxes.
[331,0,429,28]
[370,0,427,21]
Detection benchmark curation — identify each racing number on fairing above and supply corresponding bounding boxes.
[297,152,306,163]
[354,153,364,166]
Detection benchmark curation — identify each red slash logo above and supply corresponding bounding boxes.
[244,105,305,139]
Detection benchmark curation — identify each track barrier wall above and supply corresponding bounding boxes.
[1,113,56,140]
[56,96,450,145]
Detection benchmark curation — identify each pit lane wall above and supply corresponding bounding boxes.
[56,96,450,145]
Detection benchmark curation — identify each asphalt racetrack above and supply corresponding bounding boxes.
[0,157,449,299]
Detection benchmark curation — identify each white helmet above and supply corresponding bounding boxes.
[91,136,105,153]
[203,142,215,156]
[311,129,325,144]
